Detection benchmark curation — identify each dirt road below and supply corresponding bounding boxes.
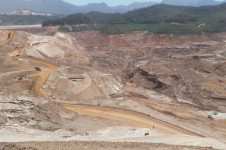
[0,30,58,98]
[63,104,203,137]
[26,57,58,97]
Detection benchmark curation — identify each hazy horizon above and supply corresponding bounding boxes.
[63,0,160,6]
[63,0,225,6]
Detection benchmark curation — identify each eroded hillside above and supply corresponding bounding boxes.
[0,29,226,149]
[69,31,226,111]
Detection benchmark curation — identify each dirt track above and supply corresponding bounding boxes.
[63,104,203,137]
[0,30,58,98]
[23,57,58,97]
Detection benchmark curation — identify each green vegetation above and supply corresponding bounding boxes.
[42,12,119,26]
[102,3,226,34]
[165,14,198,24]
[101,24,153,34]
[0,15,59,26]
[59,24,104,32]
[42,3,226,35]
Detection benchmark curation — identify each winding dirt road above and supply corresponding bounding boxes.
[0,30,58,98]
[63,104,203,137]
[23,57,58,97]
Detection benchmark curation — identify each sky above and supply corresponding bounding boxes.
[63,0,225,6]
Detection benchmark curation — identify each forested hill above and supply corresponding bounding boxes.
[110,3,226,24]
[42,3,226,34]
[42,12,119,26]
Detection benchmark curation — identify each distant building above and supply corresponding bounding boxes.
[3,9,52,16]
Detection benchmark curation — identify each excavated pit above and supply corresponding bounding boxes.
[0,29,226,149]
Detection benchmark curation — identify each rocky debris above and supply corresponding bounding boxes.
[218,106,226,113]
[0,115,6,125]
[208,115,214,120]
[0,89,76,132]
[0,144,37,150]
[0,141,216,150]
[126,68,170,94]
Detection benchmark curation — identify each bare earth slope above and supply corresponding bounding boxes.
[71,31,226,111]
[0,28,226,149]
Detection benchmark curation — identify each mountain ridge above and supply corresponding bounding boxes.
[162,0,226,6]
[0,0,157,14]
[0,0,226,15]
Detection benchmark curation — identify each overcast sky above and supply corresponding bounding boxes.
[63,0,224,6]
